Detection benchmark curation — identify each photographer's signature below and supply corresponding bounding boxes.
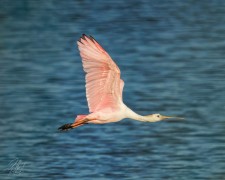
[4,158,28,175]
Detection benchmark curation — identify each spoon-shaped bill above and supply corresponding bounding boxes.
[161,115,184,120]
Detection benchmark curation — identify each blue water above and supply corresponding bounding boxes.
[1,1,225,179]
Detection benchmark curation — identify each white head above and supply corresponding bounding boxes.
[145,113,184,122]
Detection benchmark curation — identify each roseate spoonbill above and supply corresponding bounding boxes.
[58,34,183,131]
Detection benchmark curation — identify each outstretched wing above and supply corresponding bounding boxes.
[77,34,124,113]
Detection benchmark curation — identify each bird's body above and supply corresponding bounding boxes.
[81,105,140,124]
[58,34,182,131]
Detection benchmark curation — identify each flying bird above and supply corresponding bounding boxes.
[58,34,183,131]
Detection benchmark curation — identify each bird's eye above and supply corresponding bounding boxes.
[157,115,160,118]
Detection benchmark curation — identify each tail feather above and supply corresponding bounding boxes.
[76,115,87,121]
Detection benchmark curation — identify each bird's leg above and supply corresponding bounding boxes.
[58,118,89,131]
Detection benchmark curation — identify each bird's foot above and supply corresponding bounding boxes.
[58,123,73,131]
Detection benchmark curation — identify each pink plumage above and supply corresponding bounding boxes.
[58,34,183,131]
[77,34,123,113]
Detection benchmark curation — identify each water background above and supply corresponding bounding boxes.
[1,1,225,179]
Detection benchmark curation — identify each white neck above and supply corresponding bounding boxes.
[125,106,158,122]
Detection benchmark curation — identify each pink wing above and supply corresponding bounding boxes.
[77,34,124,113]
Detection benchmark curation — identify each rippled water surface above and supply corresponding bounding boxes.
[1,1,225,179]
